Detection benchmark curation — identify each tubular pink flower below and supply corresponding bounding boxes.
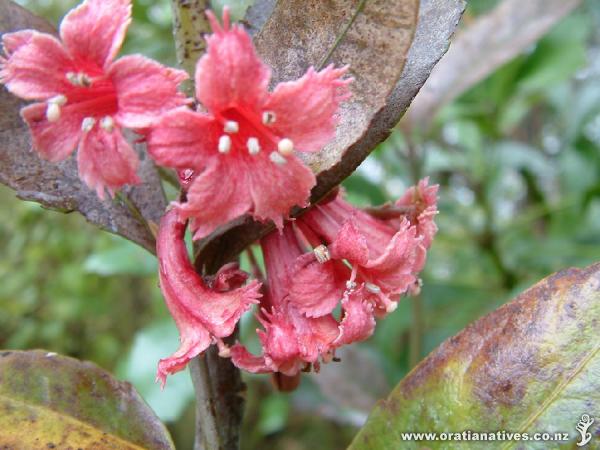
[230,226,341,376]
[147,8,352,240]
[299,180,438,315]
[156,209,261,387]
[0,0,188,198]
[395,177,439,248]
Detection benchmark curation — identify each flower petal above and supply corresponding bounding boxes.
[395,177,439,248]
[265,65,351,152]
[247,153,315,229]
[1,31,72,99]
[334,287,376,346]
[196,9,271,112]
[110,55,188,129]
[3,30,34,55]
[288,254,348,318]
[21,102,81,162]
[230,344,271,374]
[328,219,370,266]
[59,0,131,68]
[77,126,140,199]
[156,210,262,385]
[147,108,219,171]
[177,160,253,240]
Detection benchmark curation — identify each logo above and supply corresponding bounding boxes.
[576,414,595,447]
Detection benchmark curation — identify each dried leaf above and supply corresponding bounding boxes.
[349,263,600,449]
[0,1,166,253]
[198,0,466,270]
[0,350,174,449]
[404,0,581,128]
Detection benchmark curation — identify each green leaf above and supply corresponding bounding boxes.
[0,350,174,449]
[349,263,600,449]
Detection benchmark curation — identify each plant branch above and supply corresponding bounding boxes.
[170,2,244,450]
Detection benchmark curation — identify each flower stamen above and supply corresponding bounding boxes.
[66,71,91,87]
[269,151,287,165]
[218,135,231,153]
[262,111,276,125]
[247,137,260,155]
[313,245,330,264]
[100,116,114,132]
[277,138,294,156]
[81,117,96,132]
[224,120,239,133]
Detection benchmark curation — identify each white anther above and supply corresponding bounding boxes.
[314,245,330,264]
[277,138,294,156]
[81,117,96,132]
[247,137,260,155]
[100,116,114,132]
[386,302,398,313]
[269,151,287,165]
[46,103,61,122]
[66,72,78,84]
[224,120,239,133]
[218,135,231,154]
[66,71,91,87]
[262,111,276,125]
[365,283,381,294]
[346,280,357,290]
[49,94,67,106]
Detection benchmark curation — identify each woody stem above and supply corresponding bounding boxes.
[170,2,244,450]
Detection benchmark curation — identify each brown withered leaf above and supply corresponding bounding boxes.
[0,1,166,253]
[197,0,465,271]
[349,263,600,449]
[0,350,174,449]
[404,0,581,129]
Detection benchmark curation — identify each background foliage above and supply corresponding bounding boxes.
[2,0,599,448]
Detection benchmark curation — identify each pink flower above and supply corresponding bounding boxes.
[298,181,438,315]
[0,0,188,198]
[230,180,437,385]
[147,9,351,240]
[156,209,261,387]
[230,227,340,377]
[395,177,439,248]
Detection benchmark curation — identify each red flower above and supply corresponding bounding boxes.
[0,0,188,198]
[230,180,437,384]
[156,209,261,386]
[230,226,340,377]
[147,9,351,240]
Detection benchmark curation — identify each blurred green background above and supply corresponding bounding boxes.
[2,0,600,448]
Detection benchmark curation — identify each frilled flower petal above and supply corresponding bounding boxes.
[180,152,315,240]
[177,160,254,240]
[265,66,352,152]
[77,126,140,199]
[230,344,271,374]
[288,254,348,318]
[2,30,34,55]
[59,0,131,68]
[360,220,426,297]
[247,153,315,230]
[196,9,271,112]
[328,220,370,266]
[334,287,376,346]
[21,102,81,162]
[156,210,262,385]
[147,108,220,171]
[396,177,439,248]
[288,307,339,363]
[0,31,72,99]
[110,55,188,129]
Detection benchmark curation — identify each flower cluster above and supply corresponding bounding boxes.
[230,181,438,382]
[2,0,439,390]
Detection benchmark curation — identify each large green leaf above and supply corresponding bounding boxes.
[0,350,174,449]
[350,263,600,449]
